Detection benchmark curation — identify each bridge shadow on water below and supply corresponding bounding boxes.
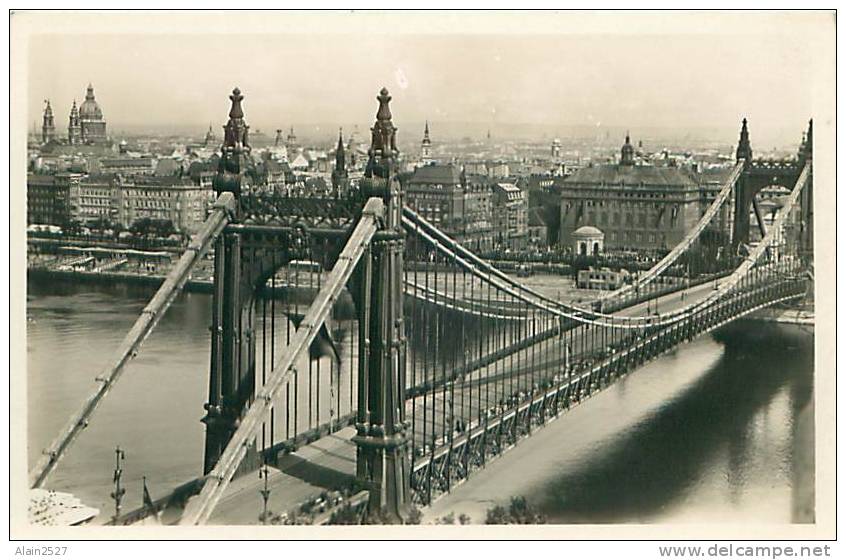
[534,327,814,524]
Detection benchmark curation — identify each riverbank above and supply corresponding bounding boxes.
[27,267,214,294]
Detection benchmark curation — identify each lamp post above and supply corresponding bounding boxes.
[110,446,126,523]
[259,463,271,525]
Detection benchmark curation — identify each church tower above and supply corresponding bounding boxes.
[331,128,348,196]
[67,100,82,145]
[421,120,433,165]
[551,137,562,160]
[620,131,635,166]
[204,123,216,147]
[41,100,55,144]
[286,126,298,151]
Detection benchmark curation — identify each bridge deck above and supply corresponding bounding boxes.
[194,278,728,523]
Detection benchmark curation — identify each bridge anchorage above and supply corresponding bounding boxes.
[28,85,813,526]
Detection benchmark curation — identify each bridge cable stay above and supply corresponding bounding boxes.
[428,162,811,328]
[402,161,799,331]
[29,192,238,490]
[403,161,743,323]
[600,161,744,303]
[178,197,385,526]
[402,163,808,505]
[404,209,690,328]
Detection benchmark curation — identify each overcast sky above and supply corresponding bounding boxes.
[24,13,832,147]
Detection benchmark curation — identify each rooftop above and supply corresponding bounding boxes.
[565,163,698,188]
[408,163,463,185]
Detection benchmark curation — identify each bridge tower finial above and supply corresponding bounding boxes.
[365,87,399,179]
[736,117,752,162]
[214,87,252,198]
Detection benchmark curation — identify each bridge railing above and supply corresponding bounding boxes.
[399,161,810,505]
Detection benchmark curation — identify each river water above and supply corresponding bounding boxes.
[26,278,815,524]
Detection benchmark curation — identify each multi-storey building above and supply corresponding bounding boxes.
[70,174,120,225]
[27,174,72,226]
[116,176,214,235]
[559,134,703,251]
[404,164,494,251]
[96,157,157,176]
[492,182,528,250]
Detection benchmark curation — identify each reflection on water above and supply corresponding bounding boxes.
[536,325,814,523]
[27,279,814,523]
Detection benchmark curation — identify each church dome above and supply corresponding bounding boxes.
[79,84,103,120]
[573,225,604,238]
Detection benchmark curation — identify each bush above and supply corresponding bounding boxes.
[485,496,546,524]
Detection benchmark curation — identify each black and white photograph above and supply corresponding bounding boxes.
[8,8,837,544]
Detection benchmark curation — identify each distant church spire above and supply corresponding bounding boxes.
[41,99,55,144]
[332,127,348,194]
[620,131,634,166]
[421,120,433,164]
[67,99,81,145]
[736,117,752,162]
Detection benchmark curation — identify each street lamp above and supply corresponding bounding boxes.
[110,446,126,523]
[259,463,272,525]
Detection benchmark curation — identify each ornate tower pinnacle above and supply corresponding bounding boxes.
[365,87,399,179]
[736,117,753,162]
[215,87,253,197]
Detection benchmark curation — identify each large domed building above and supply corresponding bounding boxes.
[60,84,108,146]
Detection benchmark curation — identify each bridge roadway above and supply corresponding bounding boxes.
[175,278,725,524]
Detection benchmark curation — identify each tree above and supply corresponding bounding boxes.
[485,495,546,524]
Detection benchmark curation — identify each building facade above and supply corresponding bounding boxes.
[96,157,157,176]
[404,164,494,251]
[27,174,71,226]
[491,182,528,250]
[71,174,119,225]
[560,134,702,252]
[116,176,214,234]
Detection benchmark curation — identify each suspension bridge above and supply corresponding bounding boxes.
[28,86,814,526]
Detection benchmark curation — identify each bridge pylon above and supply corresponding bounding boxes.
[351,87,411,522]
[202,88,261,476]
[732,117,813,255]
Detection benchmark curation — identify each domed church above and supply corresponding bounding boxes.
[67,84,108,145]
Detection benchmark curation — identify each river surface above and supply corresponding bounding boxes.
[26,278,815,523]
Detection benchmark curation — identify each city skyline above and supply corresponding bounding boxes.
[27,17,827,148]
